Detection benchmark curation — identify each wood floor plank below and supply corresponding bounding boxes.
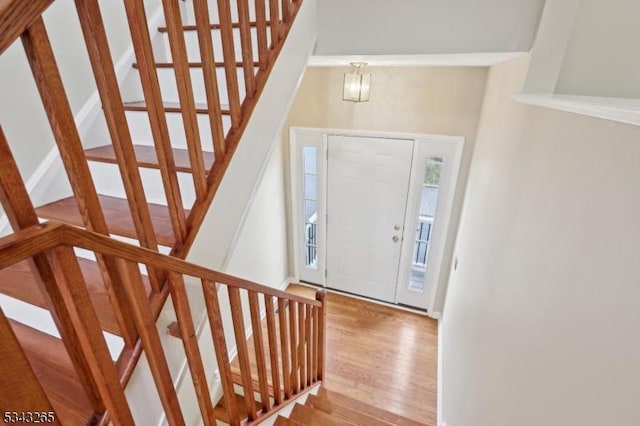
[84,144,214,174]
[10,320,94,425]
[36,195,184,247]
[229,284,437,424]
[285,284,438,425]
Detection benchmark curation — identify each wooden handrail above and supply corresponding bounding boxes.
[0,0,54,54]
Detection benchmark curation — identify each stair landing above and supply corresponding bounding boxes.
[273,387,424,426]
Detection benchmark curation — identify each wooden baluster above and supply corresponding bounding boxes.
[74,0,164,292]
[203,281,240,426]
[46,247,135,424]
[281,0,291,24]
[193,0,227,163]
[288,300,299,393]
[305,304,312,387]
[20,18,138,347]
[161,0,207,199]
[277,298,292,399]
[227,287,258,420]
[123,0,187,244]
[312,305,319,382]
[254,0,268,70]
[264,295,282,405]
[236,0,256,98]
[268,0,280,48]
[248,291,271,411]
[167,272,215,424]
[297,300,305,389]
[0,307,59,424]
[216,0,242,129]
[117,260,185,425]
[315,290,326,381]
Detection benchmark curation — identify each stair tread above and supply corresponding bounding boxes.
[213,392,262,424]
[123,100,230,115]
[10,320,94,425]
[289,403,352,426]
[305,394,393,426]
[316,388,424,426]
[85,144,215,174]
[157,21,267,32]
[230,369,277,398]
[274,416,305,426]
[36,195,182,247]
[133,61,258,68]
[0,259,125,336]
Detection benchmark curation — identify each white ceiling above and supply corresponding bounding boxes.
[314,0,547,56]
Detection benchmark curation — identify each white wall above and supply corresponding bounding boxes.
[225,137,290,288]
[0,0,151,179]
[441,54,640,426]
[284,66,487,312]
[555,0,640,98]
[315,0,545,56]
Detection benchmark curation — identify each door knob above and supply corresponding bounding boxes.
[392,235,399,243]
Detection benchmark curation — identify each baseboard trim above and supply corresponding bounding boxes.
[294,281,432,316]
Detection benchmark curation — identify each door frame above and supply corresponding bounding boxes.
[395,138,464,312]
[290,127,464,315]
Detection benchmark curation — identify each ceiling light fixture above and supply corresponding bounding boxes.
[342,62,371,102]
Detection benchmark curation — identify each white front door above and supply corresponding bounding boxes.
[326,135,414,303]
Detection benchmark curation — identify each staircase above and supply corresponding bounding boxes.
[0,0,321,424]
[272,387,424,426]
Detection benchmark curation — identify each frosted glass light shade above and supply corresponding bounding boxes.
[343,71,371,102]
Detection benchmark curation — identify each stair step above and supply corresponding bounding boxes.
[157,21,267,32]
[288,403,352,426]
[213,392,262,424]
[316,388,424,426]
[230,369,277,398]
[84,144,215,174]
[305,394,393,426]
[274,416,305,426]
[133,61,258,68]
[0,259,125,336]
[123,100,230,115]
[10,320,94,425]
[36,195,183,247]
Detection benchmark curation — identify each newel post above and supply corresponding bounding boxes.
[315,290,326,381]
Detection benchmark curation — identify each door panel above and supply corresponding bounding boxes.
[326,135,414,302]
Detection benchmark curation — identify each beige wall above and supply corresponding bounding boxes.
[442,55,640,425]
[284,66,488,312]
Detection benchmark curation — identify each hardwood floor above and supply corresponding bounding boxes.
[285,284,438,425]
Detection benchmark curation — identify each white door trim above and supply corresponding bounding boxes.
[395,138,464,313]
[289,127,464,315]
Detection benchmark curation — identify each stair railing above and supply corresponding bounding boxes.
[1,0,302,268]
[0,0,303,393]
[0,221,326,425]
